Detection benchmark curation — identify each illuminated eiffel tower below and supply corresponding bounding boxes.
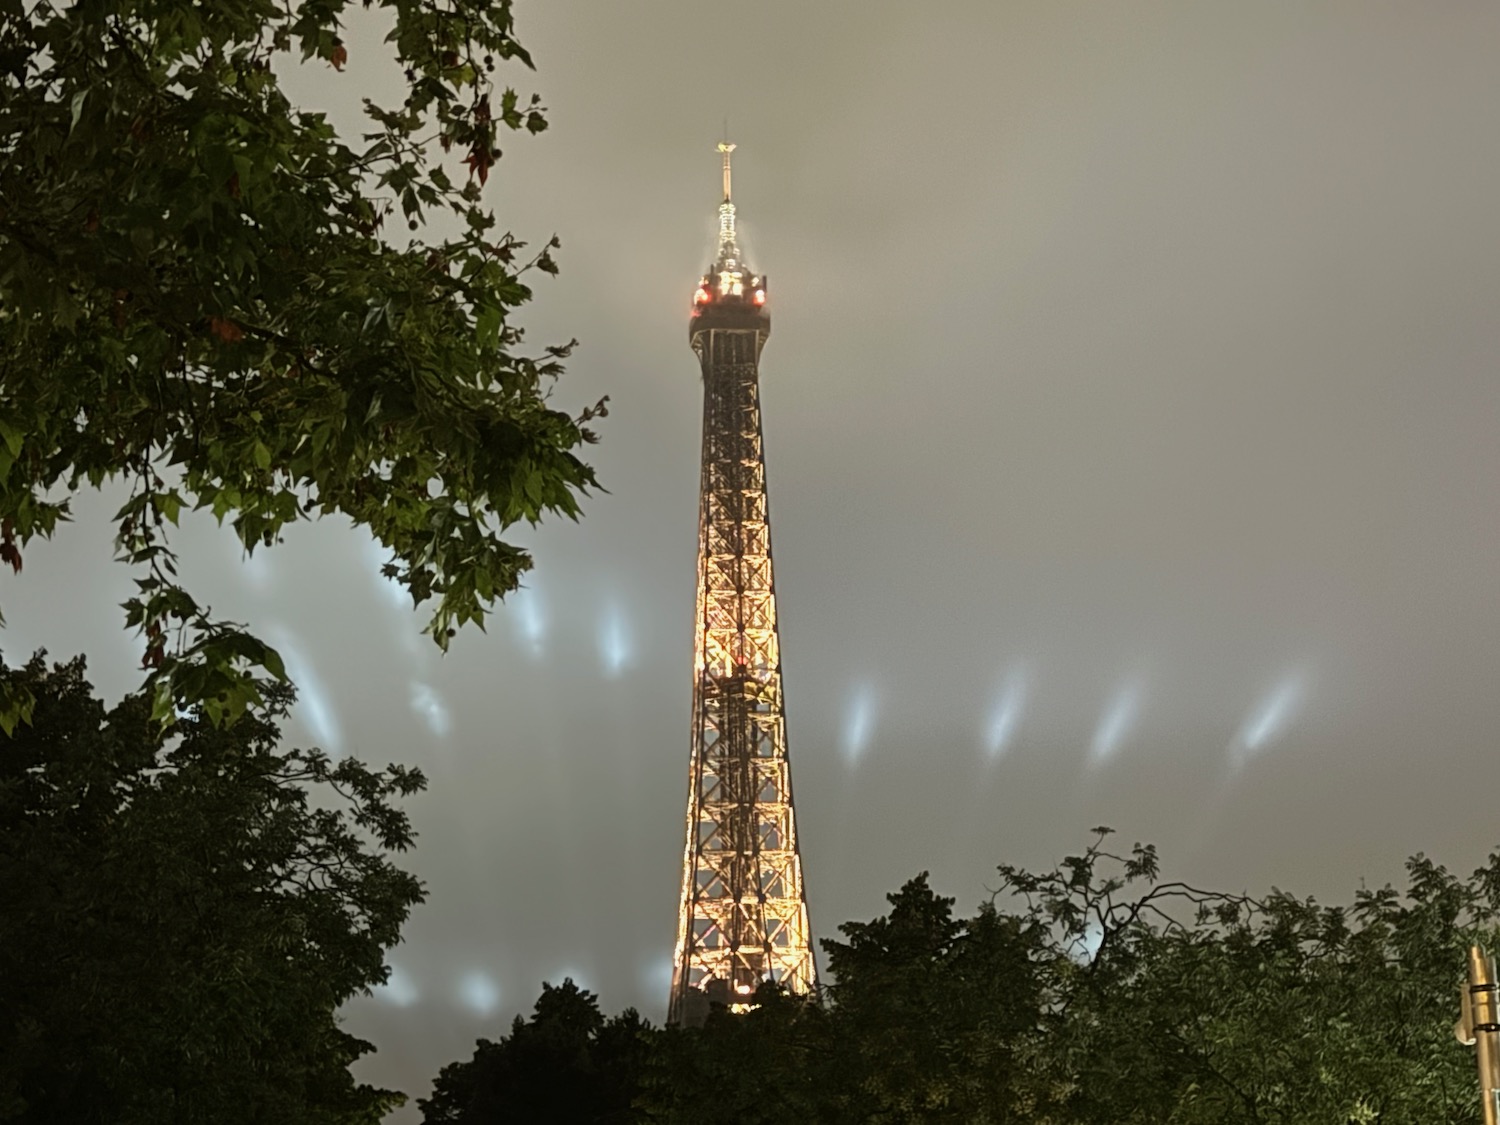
[668,143,817,1027]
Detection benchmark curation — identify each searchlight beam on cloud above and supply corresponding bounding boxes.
[269,628,341,754]
[458,971,500,1018]
[409,681,452,738]
[374,964,419,1008]
[511,585,547,655]
[843,684,878,765]
[1229,670,1309,769]
[985,664,1029,760]
[1090,679,1144,766]
[598,603,632,677]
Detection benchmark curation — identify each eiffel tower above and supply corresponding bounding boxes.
[668,143,817,1027]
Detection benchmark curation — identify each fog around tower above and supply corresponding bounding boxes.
[5,2,1500,1116]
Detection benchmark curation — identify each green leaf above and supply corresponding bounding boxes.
[261,643,288,683]
[475,304,501,346]
[151,490,183,525]
[149,677,176,726]
[0,679,35,735]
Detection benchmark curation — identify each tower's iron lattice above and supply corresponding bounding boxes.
[669,144,816,1027]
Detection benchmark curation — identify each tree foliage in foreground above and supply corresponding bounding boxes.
[0,0,600,729]
[0,653,425,1124]
[429,831,1500,1123]
[421,979,649,1125]
[998,831,1492,1123]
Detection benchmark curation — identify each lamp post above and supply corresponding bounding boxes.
[1455,944,1500,1125]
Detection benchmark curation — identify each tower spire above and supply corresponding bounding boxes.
[719,140,734,202]
[716,141,739,262]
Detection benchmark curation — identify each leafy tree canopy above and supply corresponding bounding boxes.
[1012,830,1499,1124]
[642,982,830,1125]
[419,978,649,1125]
[0,652,425,1123]
[0,0,600,729]
[447,832,1499,1124]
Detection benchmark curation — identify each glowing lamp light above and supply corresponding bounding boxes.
[752,289,766,306]
[735,983,753,995]
[693,287,711,305]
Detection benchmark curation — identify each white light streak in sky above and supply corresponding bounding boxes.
[843,684,878,765]
[272,631,341,754]
[409,681,451,738]
[551,966,591,993]
[364,538,408,609]
[458,971,500,1017]
[240,547,273,594]
[1090,679,1144,766]
[1072,921,1105,963]
[375,965,419,1008]
[597,603,632,676]
[641,956,674,999]
[510,585,546,655]
[1230,671,1307,768]
[985,664,1029,760]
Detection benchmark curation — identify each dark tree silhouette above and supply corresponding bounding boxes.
[0,653,424,1123]
[420,979,649,1124]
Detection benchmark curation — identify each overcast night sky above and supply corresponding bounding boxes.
[6,1,1500,1116]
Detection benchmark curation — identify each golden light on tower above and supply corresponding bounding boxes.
[668,143,817,1027]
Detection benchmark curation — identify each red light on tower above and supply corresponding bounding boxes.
[694,287,711,305]
[752,289,766,306]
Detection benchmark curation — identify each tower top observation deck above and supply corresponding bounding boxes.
[690,141,769,339]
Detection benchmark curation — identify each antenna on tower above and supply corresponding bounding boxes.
[718,141,735,203]
[716,140,739,261]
